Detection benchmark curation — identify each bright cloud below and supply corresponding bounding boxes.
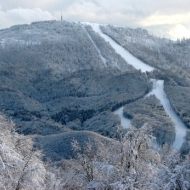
[141,13,190,26]
[168,24,190,40]
[140,12,190,39]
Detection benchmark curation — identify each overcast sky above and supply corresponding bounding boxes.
[0,0,190,40]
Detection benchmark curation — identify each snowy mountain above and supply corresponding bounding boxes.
[0,20,190,190]
[1,19,190,148]
[0,21,134,75]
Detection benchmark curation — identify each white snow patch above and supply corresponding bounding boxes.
[145,79,187,149]
[88,23,154,73]
[114,107,131,129]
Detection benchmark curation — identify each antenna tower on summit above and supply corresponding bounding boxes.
[61,12,63,21]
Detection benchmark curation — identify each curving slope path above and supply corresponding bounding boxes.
[88,23,187,149]
[113,107,131,129]
[145,79,187,149]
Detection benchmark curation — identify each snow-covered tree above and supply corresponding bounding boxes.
[156,148,190,190]
[0,114,48,190]
[107,124,160,190]
[71,138,98,182]
[71,124,160,189]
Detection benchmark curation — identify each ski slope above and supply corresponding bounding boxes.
[89,23,154,72]
[87,23,187,149]
[145,79,187,149]
[114,107,131,129]
[82,25,107,67]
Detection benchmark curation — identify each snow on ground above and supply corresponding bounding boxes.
[82,22,187,148]
[114,107,131,129]
[145,79,187,149]
[81,25,107,67]
[88,23,154,73]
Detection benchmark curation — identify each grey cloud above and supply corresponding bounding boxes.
[1,0,190,14]
[0,7,54,29]
[0,0,79,11]
[0,0,190,39]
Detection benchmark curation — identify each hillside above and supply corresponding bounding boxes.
[0,19,189,152]
[0,20,190,189]
[0,21,134,75]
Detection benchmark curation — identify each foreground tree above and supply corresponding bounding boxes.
[107,124,160,190]
[0,114,48,190]
[71,124,160,189]
[156,148,190,190]
[71,138,100,182]
[1,112,189,190]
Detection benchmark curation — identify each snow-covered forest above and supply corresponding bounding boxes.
[101,25,190,77]
[0,20,190,189]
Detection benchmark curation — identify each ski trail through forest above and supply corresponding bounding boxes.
[113,107,131,129]
[145,79,187,149]
[89,23,154,72]
[89,23,187,149]
[82,25,107,67]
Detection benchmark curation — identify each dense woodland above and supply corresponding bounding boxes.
[0,21,190,189]
[164,76,190,129]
